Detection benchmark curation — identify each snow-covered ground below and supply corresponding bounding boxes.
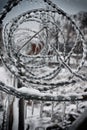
[0,56,87,130]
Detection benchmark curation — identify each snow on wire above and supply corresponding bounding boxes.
[0,80,87,102]
[0,0,87,103]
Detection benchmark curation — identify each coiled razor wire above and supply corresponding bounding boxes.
[0,0,22,23]
[0,81,87,102]
[0,0,87,100]
[3,9,87,84]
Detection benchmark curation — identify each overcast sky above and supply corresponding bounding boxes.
[0,0,87,13]
[0,0,87,23]
[55,0,87,14]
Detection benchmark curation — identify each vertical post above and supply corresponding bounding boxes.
[32,101,34,115]
[62,102,66,126]
[7,76,18,130]
[18,81,24,130]
[8,98,14,130]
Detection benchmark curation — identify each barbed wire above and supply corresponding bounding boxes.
[0,80,87,102]
[0,0,22,23]
[3,8,87,85]
[0,0,87,103]
[43,0,87,73]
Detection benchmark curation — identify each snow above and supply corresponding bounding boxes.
[16,85,85,102]
[0,59,87,129]
[0,1,87,128]
[0,61,87,129]
[0,67,9,84]
[17,87,41,96]
[0,67,10,127]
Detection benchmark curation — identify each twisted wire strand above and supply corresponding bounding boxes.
[44,0,87,73]
[0,0,87,100]
[0,80,87,102]
[0,0,22,22]
[1,9,86,88]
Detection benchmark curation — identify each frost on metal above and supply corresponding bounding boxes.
[0,0,87,130]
